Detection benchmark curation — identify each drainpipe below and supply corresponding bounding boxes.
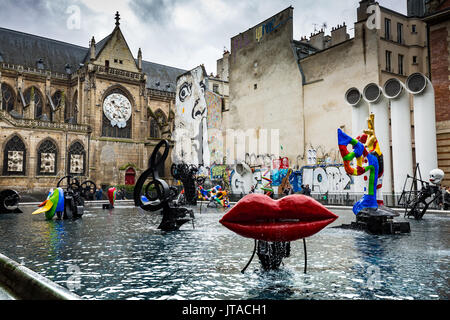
[362,83,393,195]
[345,87,369,193]
[405,72,438,184]
[383,78,414,194]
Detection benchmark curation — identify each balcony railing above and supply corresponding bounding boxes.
[0,110,91,133]
[0,63,69,80]
[95,65,144,81]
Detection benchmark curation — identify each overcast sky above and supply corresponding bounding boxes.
[0,0,406,73]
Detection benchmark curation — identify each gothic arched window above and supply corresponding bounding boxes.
[52,91,63,110]
[101,87,132,139]
[1,83,15,112]
[37,139,58,175]
[65,91,78,124]
[2,135,26,176]
[24,86,44,120]
[150,118,160,138]
[67,141,86,176]
[155,109,167,126]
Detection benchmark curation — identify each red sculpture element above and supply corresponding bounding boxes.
[108,187,116,207]
[220,194,338,242]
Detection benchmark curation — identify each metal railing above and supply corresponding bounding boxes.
[0,110,91,133]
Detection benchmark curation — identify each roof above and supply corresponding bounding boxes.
[0,26,186,93]
[0,27,88,74]
[141,60,186,93]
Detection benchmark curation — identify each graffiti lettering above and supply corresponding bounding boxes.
[295,165,352,193]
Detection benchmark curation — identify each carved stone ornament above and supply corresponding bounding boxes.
[103,93,132,128]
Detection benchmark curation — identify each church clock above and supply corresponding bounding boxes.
[103,93,132,128]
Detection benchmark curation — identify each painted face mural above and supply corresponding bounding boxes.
[172,66,210,166]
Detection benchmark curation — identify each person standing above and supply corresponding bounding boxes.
[95,187,103,200]
[303,184,312,196]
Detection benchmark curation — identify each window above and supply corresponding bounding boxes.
[2,135,26,176]
[411,24,417,33]
[385,18,391,40]
[254,84,257,90]
[37,139,58,175]
[119,60,123,64]
[101,87,132,139]
[52,91,63,111]
[398,54,404,75]
[397,23,403,44]
[36,58,45,70]
[386,50,392,72]
[114,59,118,63]
[24,87,44,120]
[1,83,15,113]
[65,91,78,124]
[105,60,110,68]
[213,84,219,94]
[412,56,418,64]
[67,141,86,176]
[150,118,160,138]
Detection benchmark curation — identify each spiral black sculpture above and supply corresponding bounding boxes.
[134,140,194,231]
[0,189,22,214]
[171,163,199,205]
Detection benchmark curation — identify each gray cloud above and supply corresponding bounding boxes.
[129,0,179,24]
[0,0,407,74]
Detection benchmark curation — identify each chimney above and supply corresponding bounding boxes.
[138,48,142,70]
[331,23,349,46]
[407,0,426,17]
[90,36,96,61]
[357,0,377,21]
[309,29,325,50]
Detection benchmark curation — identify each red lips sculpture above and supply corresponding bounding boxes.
[220,194,338,242]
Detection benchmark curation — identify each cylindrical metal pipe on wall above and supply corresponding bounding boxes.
[383,78,414,194]
[363,83,393,195]
[345,87,369,193]
[346,87,369,137]
[406,73,438,183]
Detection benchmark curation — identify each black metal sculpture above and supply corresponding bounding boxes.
[134,140,194,231]
[171,163,199,205]
[399,164,445,220]
[54,175,96,219]
[0,189,22,214]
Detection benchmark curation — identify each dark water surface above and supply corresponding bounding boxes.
[0,204,448,300]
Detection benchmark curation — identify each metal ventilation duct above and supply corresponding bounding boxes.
[383,78,414,194]
[406,73,438,183]
[362,83,393,195]
[345,87,368,193]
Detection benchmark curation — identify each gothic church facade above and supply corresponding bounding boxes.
[0,13,185,192]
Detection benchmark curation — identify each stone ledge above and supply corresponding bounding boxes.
[0,253,81,300]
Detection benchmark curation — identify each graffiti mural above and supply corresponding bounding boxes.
[205,91,224,165]
[292,165,352,193]
[172,65,210,167]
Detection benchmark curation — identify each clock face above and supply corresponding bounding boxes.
[103,93,132,128]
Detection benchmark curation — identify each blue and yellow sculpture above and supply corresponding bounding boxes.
[32,188,65,220]
[336,114,410,234]
[338,114,382,215]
